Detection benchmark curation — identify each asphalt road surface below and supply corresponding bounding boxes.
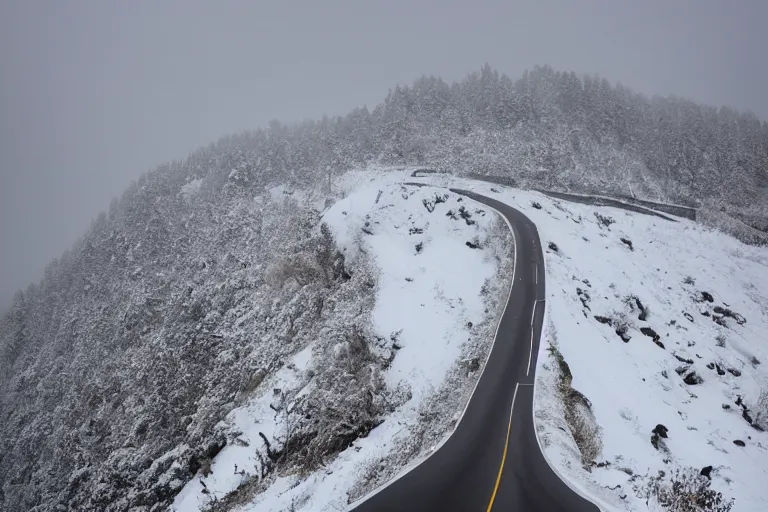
[350,189,600,512]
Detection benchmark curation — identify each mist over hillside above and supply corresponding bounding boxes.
[1,65,767,511]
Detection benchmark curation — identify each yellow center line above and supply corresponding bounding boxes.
[486,383,520,512]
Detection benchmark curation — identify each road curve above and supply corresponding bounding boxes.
[350,188,600,512]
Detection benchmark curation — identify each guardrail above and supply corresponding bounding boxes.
[410,170,696,221]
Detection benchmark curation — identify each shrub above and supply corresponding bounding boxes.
[754,388,768,431]
[638,468,734,511]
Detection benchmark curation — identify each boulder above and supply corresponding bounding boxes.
[683,370,704,385]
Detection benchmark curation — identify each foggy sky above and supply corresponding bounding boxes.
[1,0,766,313]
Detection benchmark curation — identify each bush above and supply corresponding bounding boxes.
[715,334,726,348]
[754,388,768,431]
[594,212,616,228]
[547,343,602,464]
[638,468,734,511]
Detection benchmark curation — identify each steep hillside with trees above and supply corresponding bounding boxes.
[1,64,767,511]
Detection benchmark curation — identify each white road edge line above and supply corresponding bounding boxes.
[347,182,519,511]
[526,330,534,376]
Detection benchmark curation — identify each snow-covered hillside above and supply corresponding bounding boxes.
[173,172,514,511]
[172,168,767,511]
[418,173,768,511]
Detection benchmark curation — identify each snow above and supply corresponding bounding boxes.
[173,169,506,512]
[174,167,767,511]
[322,181,496,408]
[415,174,768,511]
[172,346,314,511]
[180,178,204,199]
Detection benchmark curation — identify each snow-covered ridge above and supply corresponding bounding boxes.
[173,171,514,511]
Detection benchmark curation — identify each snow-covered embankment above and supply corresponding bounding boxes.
[173,174,514,511]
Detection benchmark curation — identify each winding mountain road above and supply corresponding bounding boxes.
[350,188,600,512]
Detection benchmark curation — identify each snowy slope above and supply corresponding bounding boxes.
[174,168,767,511]
[172,171,513,511]
[417,174,768,511]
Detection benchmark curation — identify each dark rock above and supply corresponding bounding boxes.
[422,198,436,213]
[633,297,648,321]
[445,209,458,220]
[532,201,542,209]
[465,240,480,249]
[700,291,714,303]
[361,226,373,235]
[675,365,689,376]
[466,321,473,329]
[640,326,662,348]
[415,242,423,254]
[701,310,711,317]
[700,466,713,479]
[548,241,559,253]
[620,237,634,251]
[652,424,669,438]
[735,395,755,425]
[640,326,660,341]
[706,362,715,370]
[683,370,704,385]
[727,368,742,377]
[467,357,480,373]
[408,227,424,235]
[713,305,746,325]
[615,327,631,343]
[654,339,665,349]
[712,315,727,327]
[683,312,694,323]
[733,440,746,447]
[674,354,694,365]
[722,404,731,410]
[594,315,613,325]
[715,363,726,376]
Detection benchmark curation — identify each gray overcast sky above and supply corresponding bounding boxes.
[1,0,766,311]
